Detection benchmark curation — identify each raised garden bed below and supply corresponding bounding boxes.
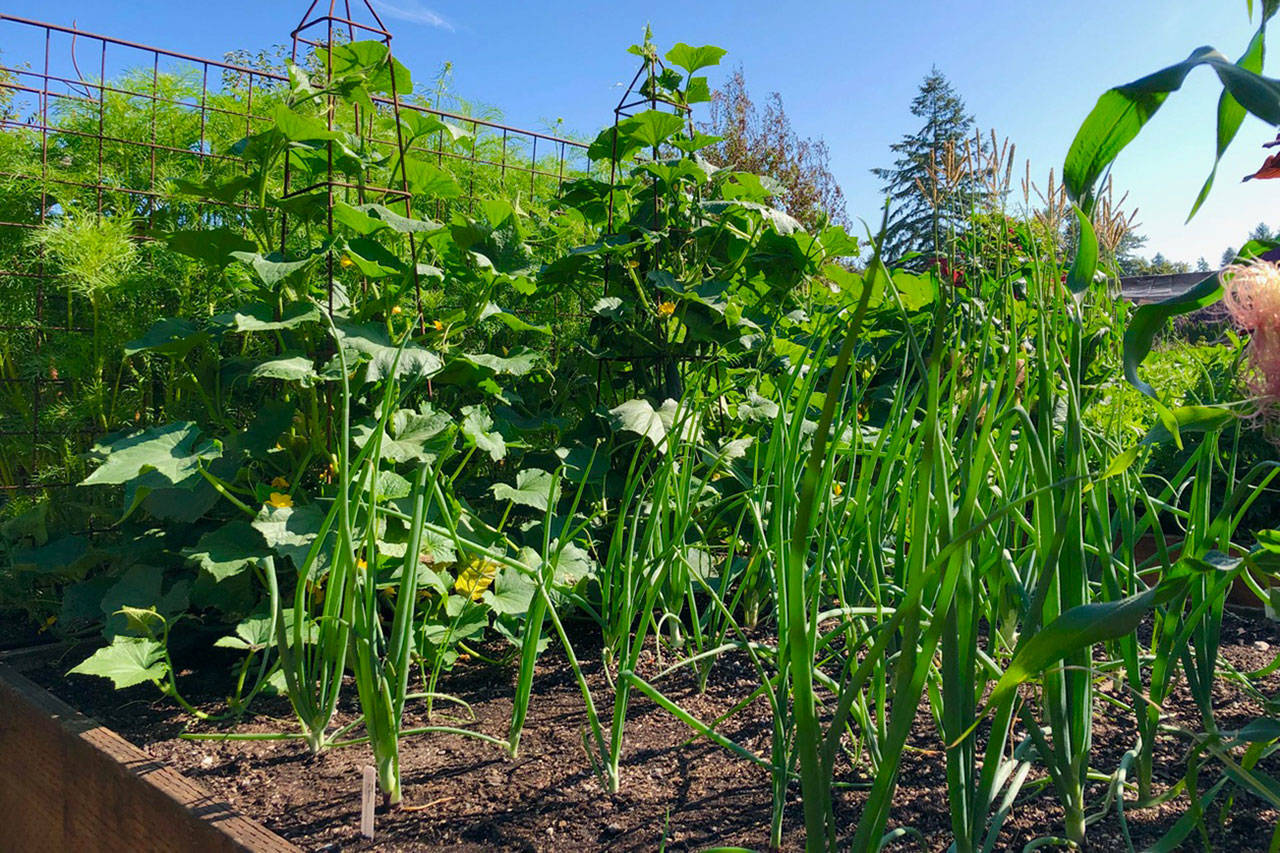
[0,648,299,853]
[12,612,1280,852]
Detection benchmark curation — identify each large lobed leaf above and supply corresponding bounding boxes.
[588,110,687,163]
[664,43,727,75]
[184,521,269,584]
[253,504,328,575]
[491,468,560,512]
[69,635,168,690]
[461,406,506,462]
[82,422,220,488]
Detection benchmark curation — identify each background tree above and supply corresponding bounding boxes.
[1115,231,1150,276]
[1113,225,1205,275]
[702,67,849,232]
[872,67,983,265]
[1122,251,1191,276]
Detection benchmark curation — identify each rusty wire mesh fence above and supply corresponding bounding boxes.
[0,12,589,498]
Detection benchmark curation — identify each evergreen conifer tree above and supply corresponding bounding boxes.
[872,68,980,265]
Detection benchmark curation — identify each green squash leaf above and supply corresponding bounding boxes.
[608,398,700,450]
[215,612,274,651]
[250,354,320,384]
[210,301,321,332]
[124,317,209,358]
[405,159,463,198]
[82,422,220,488]
[184,521,268,584]
[165,228,256,267]
[491,468,560,511]
[685,76,712,104]
[383,408,455,464]
[334,323,444,383]
[230,250,323,287]
[478,302,551,335]
[10,535,91,577]
[366,344,444,384]
[253,504,328,574]
[433,349,539,387]
[335,201,439,235]
[488,565,536,616]
[69,636,169,689]
[664,43,727,74]
[273,104,342,142]
[892,271,937,312]
[327,40,412,97]
[461,406,506,462]
[737,392,780,423]
[588,110,687,162]
[609,398,671,446]
[344,236,405,278]
[400,110,472,143]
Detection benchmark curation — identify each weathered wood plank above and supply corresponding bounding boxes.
[0,662,299,853]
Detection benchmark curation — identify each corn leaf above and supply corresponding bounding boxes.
[1065,46,1280,211]
[988,577,1187,709]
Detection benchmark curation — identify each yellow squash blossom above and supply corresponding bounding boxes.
[657,301,676,318]
[432,319,445,332]
[271,476,290,489]
[454,557,498,601]
[267,492,293,509]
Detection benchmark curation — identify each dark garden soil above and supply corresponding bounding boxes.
[20,610,1280,852]
[0,610,43,651]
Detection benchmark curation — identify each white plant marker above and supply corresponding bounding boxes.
[361,765,376,839]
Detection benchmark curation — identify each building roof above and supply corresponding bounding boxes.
[1118,271,1214,305]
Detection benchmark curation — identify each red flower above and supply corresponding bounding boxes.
[934,257,964,285]
[1246,151,1280,181]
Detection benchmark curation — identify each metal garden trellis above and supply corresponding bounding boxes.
[595,42,728,408]
[284,1,422,323]
[0,7,588,498]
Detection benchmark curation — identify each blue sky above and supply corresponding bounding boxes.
[4,1,1278,266]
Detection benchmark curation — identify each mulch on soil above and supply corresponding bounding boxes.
[20,610,1280,852]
